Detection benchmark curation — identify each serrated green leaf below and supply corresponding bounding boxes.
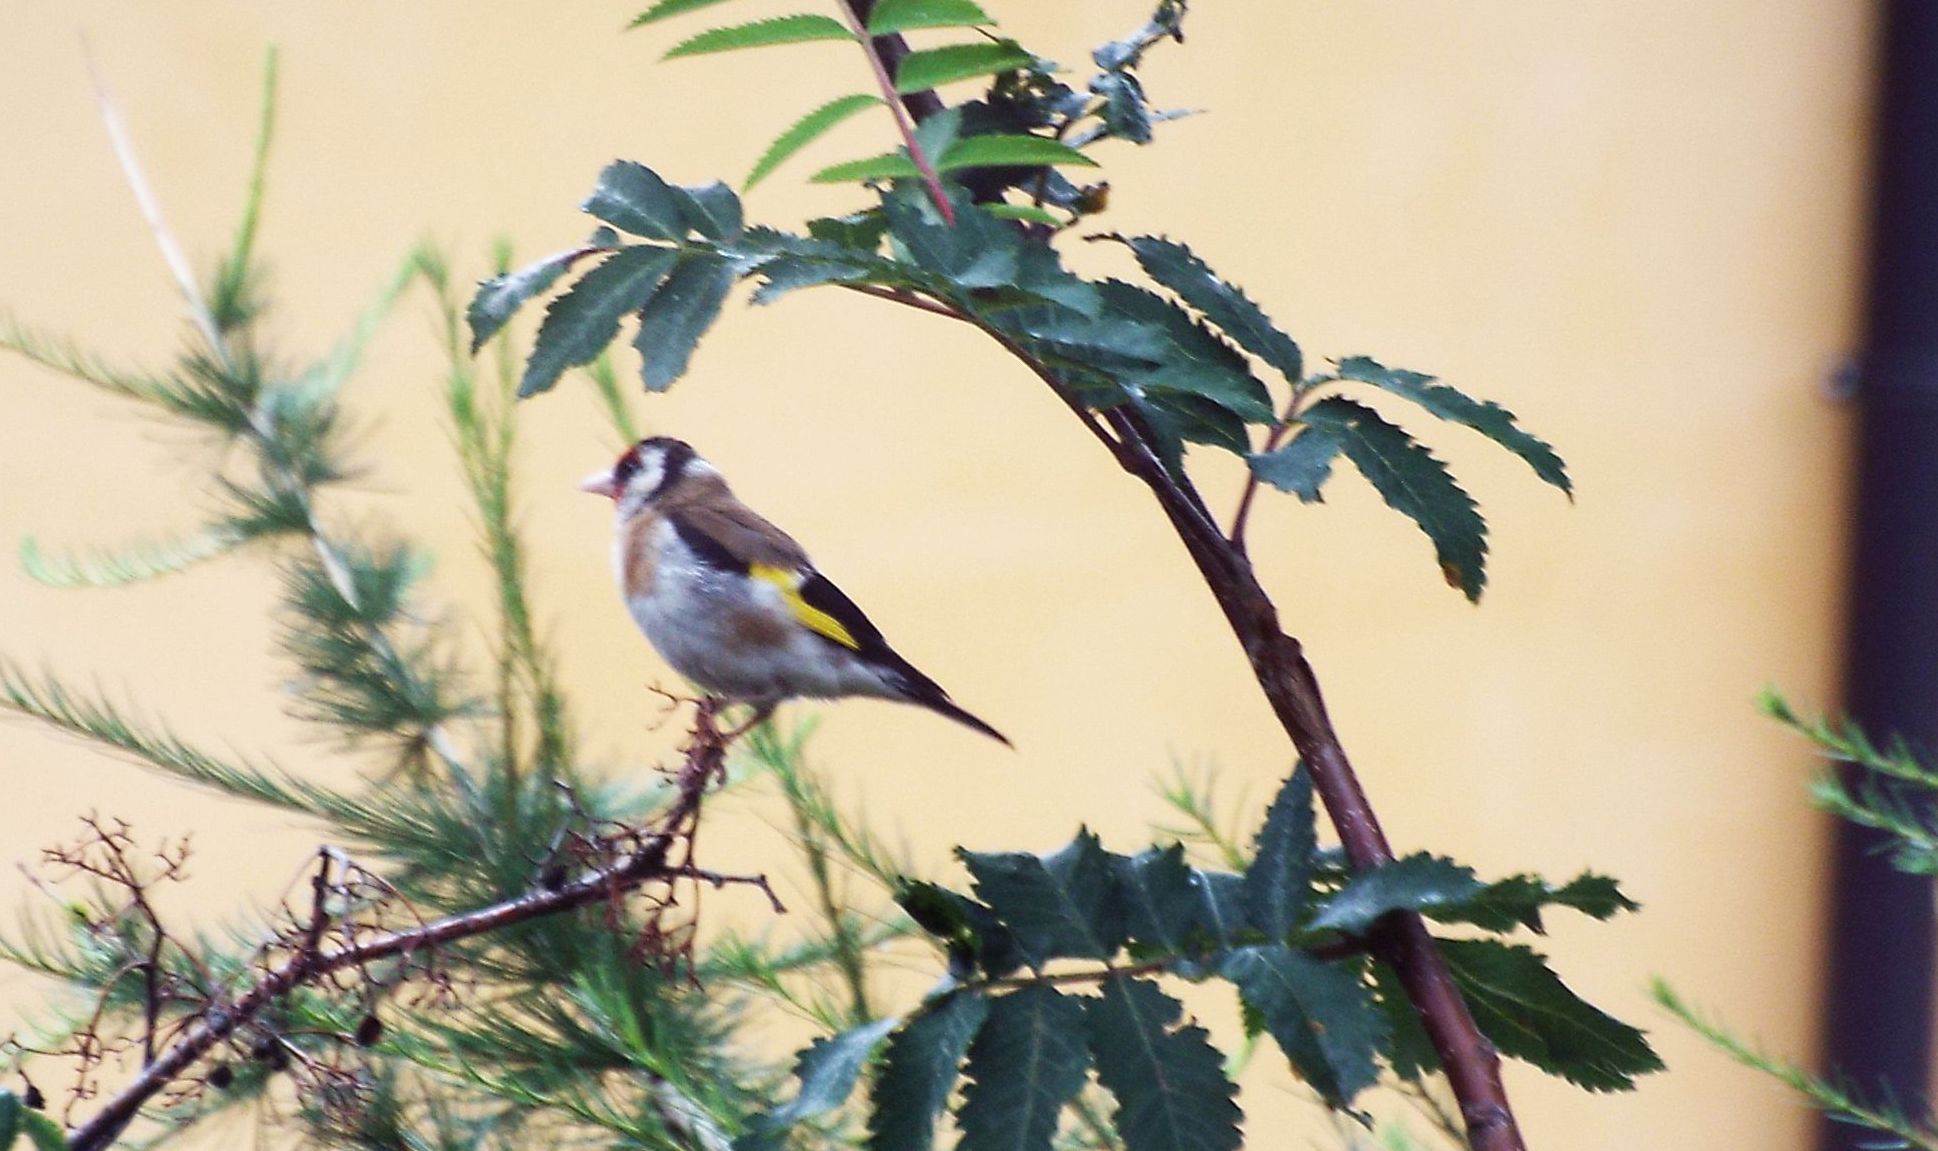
[1129,236,1303,385]
[1093,71,1153,143]
[1242,767,1316,939]
[19,1111,62,1151]
[960,828,1125,961]
[629,0,738,27]
[957,986,1090,1151]
[866,0,994,35]
[1335,356,1571,496]
[1191,869,1248,950]
[634,253,736,391]
[868,992,990,1151]
[937,134,1098,173]
[1085,979,1243,1151]
[1368,960,1438,1081]
[468,241,611,351]
[1111,844,1205,954]
[1429,871,1640,934]
[1010,243,1100,314]
[665,14,853,59]
[736,1016,901,1151]
[808,209,891,250]
[894,41,1034,93]
[982,203,1064,226]
[1248,425,1345,503]
[1098,280,1274,424]
[810,152,925,184]
[674,180,744,240]
[0,1091,20,1151]
[1223,944,1386,1108]
[583,161,691,241]
[1308,853,1485,936]
[748,94,881,189]
[896,880,1027,977]
[1441,938,1662,1091]
[883,186,1022,288]
[21,528,244,588]
[520,246,677,398]
[1301,395,1489,601]
[749,253,884,306]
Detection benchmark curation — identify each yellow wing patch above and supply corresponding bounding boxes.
[749,563,860,650]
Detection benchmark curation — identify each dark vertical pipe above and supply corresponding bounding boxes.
[1823,4,1938,1147]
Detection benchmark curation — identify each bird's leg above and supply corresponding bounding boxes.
[719,702,776,742]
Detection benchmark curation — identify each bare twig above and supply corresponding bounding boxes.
[58,716,765,1151]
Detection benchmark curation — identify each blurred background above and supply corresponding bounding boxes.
[0,2,1875,1148]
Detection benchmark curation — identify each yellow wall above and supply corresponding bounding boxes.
[0,3,1872,1148]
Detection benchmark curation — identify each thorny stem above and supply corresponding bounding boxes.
[63,722,763,1151]
[845,288,1527,1150]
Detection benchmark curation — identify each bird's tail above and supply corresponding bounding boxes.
[919,695,1011,747]
[882,659,1011,746]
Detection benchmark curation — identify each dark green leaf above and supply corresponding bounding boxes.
[19,1112,63,1151]
[912,105,965,165]
[1430,871,1640,935]
[736,1016,901,1151]
[868,992,990,1151]
[583,161,690,241]
[983,203,1064,226]
[634,253,737,391]
[1111,844,1205,954]
[520,246,677,398]
[1248,425,1345,503]
[630,0,738,27]
[1191,869,1248,950]
[1128,236,1302,384]
[1085,979,1243,1151]
[467,241,611,352]
[960,828,1125,961]
[1442,938,1663,1091]
[883,187,1022,289]
[1098,280,1274,423]
[808,209,891,250]
[1300,396,1489,601]
[748,94,881,188]
[938,134,1099,172]
[811,152,925,184]
[1335,356,1571,496]
[749,253,885,306]
[894,41,1035,93]
[664,14,854,58]
[1010,243,1100,314]
[1223,944,1386,1108]
[957,986,1090,1151]
[0,1091,19,1151]
[674,180,744,240]
[1093,71,1153,143]
[1369,960,1438,1080]
[1136,392,1251,461]
[867,0,994,35]
[896,880,1027,977]
[1308,853,1486,936]
[1243,767,1315,939]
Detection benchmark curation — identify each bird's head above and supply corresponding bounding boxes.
[579,436,709,514]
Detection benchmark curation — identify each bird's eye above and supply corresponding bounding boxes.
[612,450,642,488]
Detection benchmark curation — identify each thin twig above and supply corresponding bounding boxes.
[833,2,955,224]
[1229,391,1302,556]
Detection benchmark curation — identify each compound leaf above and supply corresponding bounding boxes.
[520,246,677,397]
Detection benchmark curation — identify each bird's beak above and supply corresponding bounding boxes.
[578,469,619,499]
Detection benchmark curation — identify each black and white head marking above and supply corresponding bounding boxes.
[615,437,713,515]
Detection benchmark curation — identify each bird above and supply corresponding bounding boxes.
[579,436,1009,745]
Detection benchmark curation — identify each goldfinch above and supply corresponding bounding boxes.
[580,437,1009,745]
